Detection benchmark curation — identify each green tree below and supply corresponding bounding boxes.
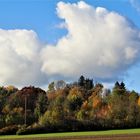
[127,91,139,127]
[66,87,83,112]
[48,82,55,92]
[34,94,48,119]
[108,87,128,128]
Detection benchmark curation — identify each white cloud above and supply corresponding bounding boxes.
[41,1,140,82]
[0,29,46,86]
[0,1,140,87]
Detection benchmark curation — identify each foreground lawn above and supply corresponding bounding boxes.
[0,129,140,139]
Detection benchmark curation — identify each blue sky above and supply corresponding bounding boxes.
[0,0,139,43]
[0,0,140,91]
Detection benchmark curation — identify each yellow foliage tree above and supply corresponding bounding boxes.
[138,97,140,106]
[92,96,102,108]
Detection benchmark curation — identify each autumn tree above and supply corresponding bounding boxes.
[54,80,66,90]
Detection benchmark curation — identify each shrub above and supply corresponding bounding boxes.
[0,115,5,129]
[16,125,27,135]
[0,125,19,135]
[16,123,46,135]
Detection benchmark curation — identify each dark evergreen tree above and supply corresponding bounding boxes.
[78,76,93,90]
[78,75,85,87]
[120,82,125,90]
[114,81,120,89]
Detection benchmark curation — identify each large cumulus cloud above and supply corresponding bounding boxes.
[41,1,140,82]
[0,29,46,86]
[0,1,140,87]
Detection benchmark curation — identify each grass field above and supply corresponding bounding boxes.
[0,129,140,139]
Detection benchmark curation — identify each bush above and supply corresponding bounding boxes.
[16,125,27,135]
[0,125,19,135]
[0,116,5,129]
[16,123,46,135]
[16,122,70,135]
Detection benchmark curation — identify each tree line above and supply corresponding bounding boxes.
[0,76,140,135]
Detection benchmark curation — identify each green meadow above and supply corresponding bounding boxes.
[0,129,140,139]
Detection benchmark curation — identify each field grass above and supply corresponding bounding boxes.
[0,129,140,139]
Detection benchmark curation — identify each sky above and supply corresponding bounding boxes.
[0,0,140,92]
